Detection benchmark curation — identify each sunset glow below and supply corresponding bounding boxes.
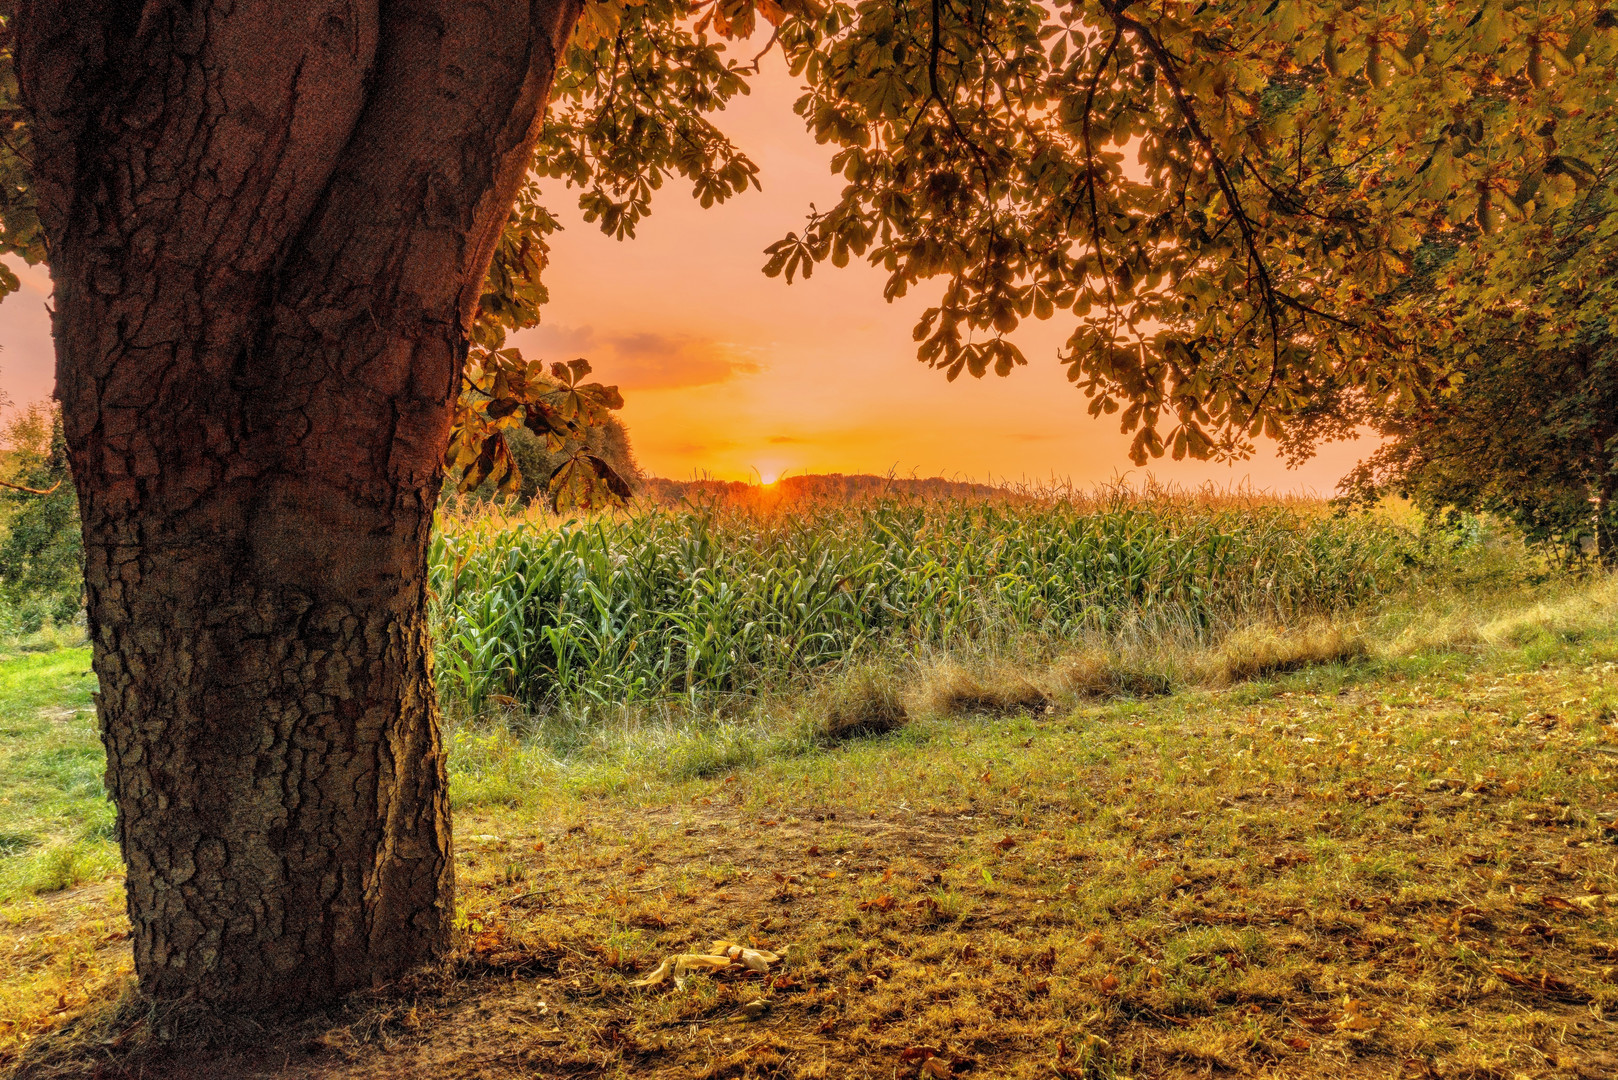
[0,53,1369,496]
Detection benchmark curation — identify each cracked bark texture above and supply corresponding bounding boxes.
[15,0,583,1005]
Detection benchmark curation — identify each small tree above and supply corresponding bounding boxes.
[0,403,81,631]
[1339,337,1618,566]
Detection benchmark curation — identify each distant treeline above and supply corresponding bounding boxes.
[639,473,1007,506]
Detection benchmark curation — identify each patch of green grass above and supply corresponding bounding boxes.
[0,648,117,903]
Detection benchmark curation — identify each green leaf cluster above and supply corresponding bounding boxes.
[766,0,1618,465]
[455,0,786,507]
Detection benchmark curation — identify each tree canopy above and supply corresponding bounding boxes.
[4,0,1615,482]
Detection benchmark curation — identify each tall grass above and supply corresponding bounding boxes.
[430,486,1444,712]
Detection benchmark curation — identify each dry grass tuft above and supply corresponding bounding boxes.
[814,665,908,742]
[914,660,1053,717]
[1051,651,1174,699]
[1207,622,1368,685]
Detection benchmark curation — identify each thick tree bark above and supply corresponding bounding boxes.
[16,0,582,1004]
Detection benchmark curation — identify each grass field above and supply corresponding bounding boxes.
[1,501,1616,1079]
[0,651,116,904]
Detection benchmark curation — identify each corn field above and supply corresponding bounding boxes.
[429,492,1432,711]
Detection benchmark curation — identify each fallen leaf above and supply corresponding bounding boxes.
[899,1046,942,1064]
[1334,998,1382,1033]
[859,894,896,912]
[1490,966,1586,998]
[921,1058,953,1079]
[996,835,1017,850]
[711,941,780,972]
[630,953,732,987]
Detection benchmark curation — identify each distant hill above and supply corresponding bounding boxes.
[639,472,1010,506]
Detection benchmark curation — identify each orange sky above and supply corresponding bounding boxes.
[0,53,1370,494]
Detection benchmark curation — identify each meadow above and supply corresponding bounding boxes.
[2,489,1616,1080]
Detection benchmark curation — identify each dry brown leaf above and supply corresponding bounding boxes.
[712,941,779,972]
[1335,999,1381,1032]
[630,953,732,987]
[1490,965,1586,998]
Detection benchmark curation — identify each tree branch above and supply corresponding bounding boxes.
[0,476,61,495]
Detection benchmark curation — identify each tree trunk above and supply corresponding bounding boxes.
[16,0,582,1005]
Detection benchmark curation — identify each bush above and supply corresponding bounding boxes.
[817,664,908,742]
[0,404,83,638]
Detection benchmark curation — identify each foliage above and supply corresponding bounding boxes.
[456,0,1618,484]
[1339,335,1618,566]
[429,489,1436,711]
[755,0,1618,467]
[505,415,644,504]
[0,404,80,636]
[444,0,794,506]
[446,354,635,509]
[6,2,1616,496]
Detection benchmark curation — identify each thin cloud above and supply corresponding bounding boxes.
[518,325,762,390]
[606,332,762,390]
